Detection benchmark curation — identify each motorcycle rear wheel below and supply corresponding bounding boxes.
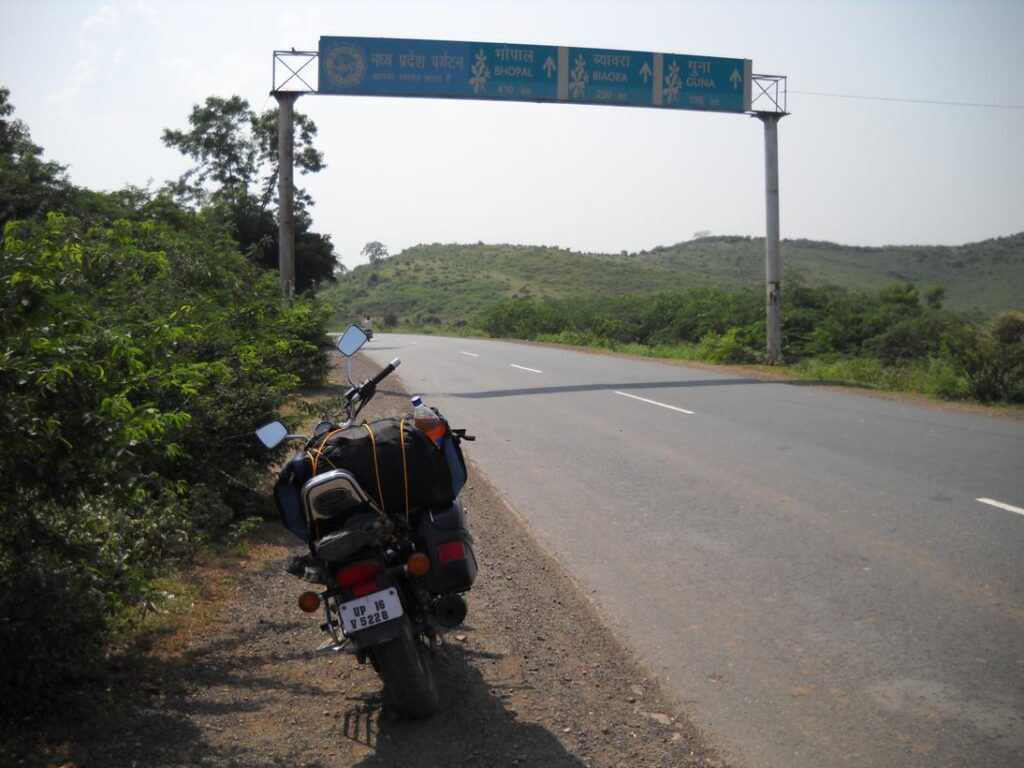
[372,628,439,719]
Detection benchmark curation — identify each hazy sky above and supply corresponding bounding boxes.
[2,0,1022,268]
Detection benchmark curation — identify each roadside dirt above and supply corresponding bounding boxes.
[5,352,729,768]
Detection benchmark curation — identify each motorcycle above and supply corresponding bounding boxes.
[255,324,477,718]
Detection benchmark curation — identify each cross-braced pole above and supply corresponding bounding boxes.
[758,111,784,364]
[275,92,298,302]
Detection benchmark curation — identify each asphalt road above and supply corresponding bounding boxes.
[360,333,1024,768]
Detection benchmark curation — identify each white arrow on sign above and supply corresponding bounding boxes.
[730,68,742,90]
[640,61,652,84]
[543,56,557,78]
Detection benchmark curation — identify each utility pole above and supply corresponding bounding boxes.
[275,91,298,302]
[758,111,784,364]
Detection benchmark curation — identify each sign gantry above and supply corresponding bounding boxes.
[271,38,788,363]
[317,36,752,114]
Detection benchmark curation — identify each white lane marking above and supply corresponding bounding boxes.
[977,498,1024,517]
[614,390,695,415]
[461,351,480,357]
[510,364,543,374]
[410,340,418,345]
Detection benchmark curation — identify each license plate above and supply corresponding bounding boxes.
[338,588,403,634]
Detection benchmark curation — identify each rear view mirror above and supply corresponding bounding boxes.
[255,420,289,449]
[337,324,368,357]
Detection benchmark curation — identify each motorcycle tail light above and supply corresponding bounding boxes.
[351,580,380,598]
[335,560,381,588]
[437,540,466,564]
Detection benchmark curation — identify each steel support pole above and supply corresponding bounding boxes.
[275,92,298,302]
[758,112,784,364]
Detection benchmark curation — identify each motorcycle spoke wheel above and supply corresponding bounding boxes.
[371,629,440,719]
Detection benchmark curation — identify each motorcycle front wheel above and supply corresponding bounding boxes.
[372,627,440,719]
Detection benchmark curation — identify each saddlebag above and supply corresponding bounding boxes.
[412,499,478,595]
[274,454,313,540]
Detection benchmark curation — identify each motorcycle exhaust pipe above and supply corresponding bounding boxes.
[434,594,468,628]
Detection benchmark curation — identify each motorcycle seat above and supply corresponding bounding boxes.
[313,512,393,561]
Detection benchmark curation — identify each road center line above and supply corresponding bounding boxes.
[460,351,480,357]
[976,498,1024,517]
[615,390,695,415]
[510,364,543,374]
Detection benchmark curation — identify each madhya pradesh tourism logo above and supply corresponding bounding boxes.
[324,44,366,88]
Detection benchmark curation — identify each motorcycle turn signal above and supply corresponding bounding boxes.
[406,552,432,577]
[298,591,322,613]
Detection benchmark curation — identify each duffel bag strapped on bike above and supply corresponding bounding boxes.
[301,416,469,536]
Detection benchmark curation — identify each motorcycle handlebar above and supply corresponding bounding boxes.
[347,357,401,405]
[283,359,403,446]
[364,357,401,392]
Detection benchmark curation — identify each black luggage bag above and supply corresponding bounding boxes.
[273,417,469,543]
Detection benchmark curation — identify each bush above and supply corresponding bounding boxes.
[698,327,761,364]
[920,357,969,399]
[0,210,328,713]
[477,280,1020,405]
[0,487,194,707]
[948,311,1024,402]
[793,356,886,387]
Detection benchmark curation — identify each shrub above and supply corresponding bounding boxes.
[698,326,761,364]
[477,281,1019,405]
[0,210,328,713]
[948,311,1024,402]
[920,357,969,399]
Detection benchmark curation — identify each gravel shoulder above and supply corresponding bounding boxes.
[5,351,730,768]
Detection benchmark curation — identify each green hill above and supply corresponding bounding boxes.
[320,234,1024,328]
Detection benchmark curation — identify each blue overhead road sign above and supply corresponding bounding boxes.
[319,38,559,102]
[318,37,752,114]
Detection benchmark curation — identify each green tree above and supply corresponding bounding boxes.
[0,86,70,227]
[924,285,946,310]
[362,241,390,263]
[162,95,335,290]
[251,106,325,210]
[162,95,324,209]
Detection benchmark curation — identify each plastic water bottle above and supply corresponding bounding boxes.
[411,395,445,446]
